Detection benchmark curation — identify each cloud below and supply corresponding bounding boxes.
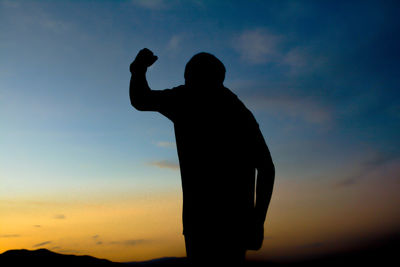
[233,29,281,64]
[39,17,71,33]
[336,152,400,187]
[54,214,66,219]
[131,0,166,10]
[6,3,72,34]
[363,151,399,168]
[233,29,324,76]
[167,35,182,51]
[282,46,325,75]
[336,177,357,187]
[92,235,103,245]
[245,94,332,125]
[1,0,20,8]
[33,241,52,248]
[110,239,147,246]
[155,141,176,148]
[0,234,20,238]
[149,160,179,170]
[33,225,41,228]
[58,249,81,254]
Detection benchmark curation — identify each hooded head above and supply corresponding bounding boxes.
[184,52,226,88]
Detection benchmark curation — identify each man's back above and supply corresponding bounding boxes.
[161,85,260,238]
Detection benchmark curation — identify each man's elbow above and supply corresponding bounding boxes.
[270,163,275,178]
[259,161,275,181]
[265,165,275,185]
[130,97,146,111]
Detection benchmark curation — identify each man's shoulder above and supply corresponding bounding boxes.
[169,85,186,92]
[223,87,259,128]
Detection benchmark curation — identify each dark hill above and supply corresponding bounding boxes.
[0,249,191,267]
[0,235,398,267]
[0,248,119,266]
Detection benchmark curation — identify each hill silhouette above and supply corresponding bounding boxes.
[0,235,398,267]
[0,249,119,266]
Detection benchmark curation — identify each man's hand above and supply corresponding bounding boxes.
[130,48,158,73]
[246,223,264,250]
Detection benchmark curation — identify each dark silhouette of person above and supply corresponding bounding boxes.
[129,48,275,265]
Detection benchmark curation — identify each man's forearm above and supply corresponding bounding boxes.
[129,68,150,110]
[129,48,158,111]
[255,166,275,225]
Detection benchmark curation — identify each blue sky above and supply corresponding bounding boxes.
[1,0,400,262]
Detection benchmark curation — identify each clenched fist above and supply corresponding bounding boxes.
[130,48,158,73]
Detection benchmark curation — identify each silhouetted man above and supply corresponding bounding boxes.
[129,48,275,265]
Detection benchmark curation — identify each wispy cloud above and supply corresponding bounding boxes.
[110,239,147,246]
[131,0,166,10]
[92,235,103,245]
[149,160,179,170]
[336,152,400,187]
[33,241,52,248]
[167,35,183,51]
[233,29,281,64]
[336,177,357,187]
[245,94,332,125]
[58,249,81,254]
[1,0,20,8]
[2,1,72,34]
[0,234,20,238]
[282,46,325,75]
[155,141,176,148]
[233,28,324,75]
[39,17,71,33]
[54,214,66,219]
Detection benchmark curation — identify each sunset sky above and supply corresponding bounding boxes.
[1,0,400,263]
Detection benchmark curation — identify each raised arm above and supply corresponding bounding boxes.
[129,48,158,111]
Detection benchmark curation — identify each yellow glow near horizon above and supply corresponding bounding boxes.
[1,172,399,262]
[0,191,185,262]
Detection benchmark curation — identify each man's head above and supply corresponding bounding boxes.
[184,52,226,87]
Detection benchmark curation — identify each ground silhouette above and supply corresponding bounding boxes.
[1,236,398,266]
[0,248,117,266]
[129,48,275,265]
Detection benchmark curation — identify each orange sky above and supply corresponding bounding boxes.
[2,164,399,262]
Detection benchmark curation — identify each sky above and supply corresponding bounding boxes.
[1,0,400,263]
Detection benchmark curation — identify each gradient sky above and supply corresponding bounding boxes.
[1,0,400,263]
